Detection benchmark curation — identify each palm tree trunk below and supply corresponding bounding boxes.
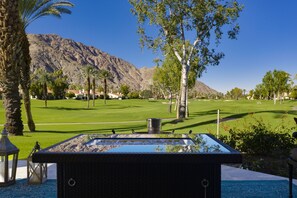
[0,0,24,135]
[92,78,95,107]
[2,84,23,135]
[43,82,47,107]
[22,87,35,131]
[20,29,35,131]
[87,76,90,108]
[104,78,107,105]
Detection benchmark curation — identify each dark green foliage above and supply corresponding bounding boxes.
[128,91,140,99]
[65,92,75,98]
[140,90,153,99]
[290,86,297,99]
[220,117,295,155]
[30,69,69,100]
[219,117,297,177]
[99,94,109,100]
[49,70,69,99]
[30,81,43,99]
[120,84,130,97]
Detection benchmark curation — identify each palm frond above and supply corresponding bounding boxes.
[19,0,74,29]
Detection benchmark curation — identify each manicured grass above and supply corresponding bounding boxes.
[0,99,296,159]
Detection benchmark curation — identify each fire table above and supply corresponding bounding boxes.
[33,133,242,198]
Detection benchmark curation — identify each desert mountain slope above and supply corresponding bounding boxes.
[28,34,219,95]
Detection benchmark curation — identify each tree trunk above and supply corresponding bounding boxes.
[278,91,282,104]
[178,62,188,119]
[104,78,107,105]
[43,82,47,107]
[22,87,35,131]
[273,92,276,105]
[3,84,23,135]
[92,78,95,107]
[0,0,24,135]
[176,95,180,118]
[168,92,172,113]
[87,76,91,108]
[20,29,35,132]
[174,94,179,111]
[186,89,189,118]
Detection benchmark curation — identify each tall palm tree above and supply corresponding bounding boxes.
[36,68,52,107]
[18,0,74,131]
[91,69,99,107]
[83,66,95,108]
[0,0,24,135]
[99,70,113,105]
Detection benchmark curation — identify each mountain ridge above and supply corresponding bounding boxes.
[28,34,219,95]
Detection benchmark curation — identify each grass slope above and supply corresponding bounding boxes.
[0,99,296,159]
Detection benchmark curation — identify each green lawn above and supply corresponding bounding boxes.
[0,98,296,159]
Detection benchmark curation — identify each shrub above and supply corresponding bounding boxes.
[140,90,153,99]
[219,117,297,177]
[219,117,296,156]
[128,91,140,99]
[65,92,76,99]
[99,94,109,100]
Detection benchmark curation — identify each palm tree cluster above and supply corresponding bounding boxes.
[83,66,113,107]
[0,0,73,135]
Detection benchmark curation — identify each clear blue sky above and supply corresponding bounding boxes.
[27,0,297,94]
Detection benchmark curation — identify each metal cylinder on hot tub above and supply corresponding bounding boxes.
[147,118,162,134]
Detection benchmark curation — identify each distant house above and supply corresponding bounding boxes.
[108,92,122,99]
[67,89,81,96]
[64,89,124,99]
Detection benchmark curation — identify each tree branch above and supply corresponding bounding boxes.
[187,38,200,65]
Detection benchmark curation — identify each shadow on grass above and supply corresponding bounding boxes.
[165,109,297,132]
[191,109,297,117]
[34,124,147,134]
[37,107,96,111]
[106,105,142,109]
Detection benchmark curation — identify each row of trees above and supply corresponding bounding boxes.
[30,67,115,107]
[226,70,297,102]
[83,66,113,107]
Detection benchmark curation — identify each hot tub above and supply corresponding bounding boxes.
[33,133,242,198]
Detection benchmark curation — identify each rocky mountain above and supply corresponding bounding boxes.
[192,81,219,95]
[28,34,143,90]
[28,34,219,95]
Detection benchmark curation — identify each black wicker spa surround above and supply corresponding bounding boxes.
[33,134,242,198]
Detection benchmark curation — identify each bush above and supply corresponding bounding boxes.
[219,117,297,177]
[99,94,110,100]
[219,117,296,156]
[65,92,76,99]
[290,89,297,99]
[140,90,153,99]
[128,91,140,99]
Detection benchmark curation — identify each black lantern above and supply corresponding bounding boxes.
[27,142,47,184]
[0,128,19,187]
